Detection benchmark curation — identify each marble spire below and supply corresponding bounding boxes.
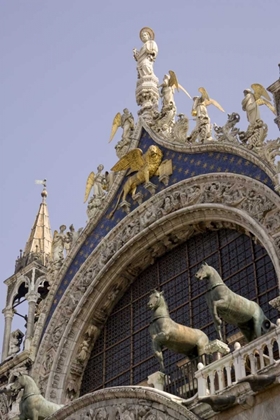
[15,183,52,272]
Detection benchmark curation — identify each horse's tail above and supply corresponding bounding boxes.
[108,191,122,219]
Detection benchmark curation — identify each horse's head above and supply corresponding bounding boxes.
[8,373,25,394]
[195,262,211,280]
[147,290,164,311]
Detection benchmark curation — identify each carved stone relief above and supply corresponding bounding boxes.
[46,388,198,420]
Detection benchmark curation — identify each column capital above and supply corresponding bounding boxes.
[2,307,14,317]
[25,291,40,303]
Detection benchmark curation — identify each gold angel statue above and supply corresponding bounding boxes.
[242,84,276,125]
[109,108,134,143]
[159,70,191,109]
[192,87,225,117]
[84,164,108,203]
[109,145,163,217]
[188,87,225,142]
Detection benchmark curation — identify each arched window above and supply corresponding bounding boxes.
[81,229,279,395]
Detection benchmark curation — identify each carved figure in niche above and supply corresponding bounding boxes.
[140,204,157,229]
[109,145,163,217]
[195,263,275,342]
[76,340,90,364]
[242,84,276,125]
[188,87,225,142]
[8,373,63,420]
[42,352,53,375]
[51,225,66,262]
[109,109,135,158]
[185,185,201,205]
[133,27,158,79]
[8,330,24,356]
[162,195,173,214]
[52,324,64,347]
[148,290,209,372]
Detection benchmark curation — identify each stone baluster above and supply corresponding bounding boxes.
[258,347,265,370]
[1,307,14,361]
[267,342,275,364]
[195,362,208,397]
[209,372,216,394]
[217,369,224,391]
[248,353,257,374]
[233,347,246,380]
[225,363,233,387]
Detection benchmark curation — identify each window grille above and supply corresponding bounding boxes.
[80,229,279,395]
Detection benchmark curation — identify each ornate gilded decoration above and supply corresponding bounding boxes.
[242,84,276,126]
[109,109,135,158]
[109,145,163,215]
[188,87,225,142]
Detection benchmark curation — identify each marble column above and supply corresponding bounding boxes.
[1,307,14,361]
[25,291,40,349]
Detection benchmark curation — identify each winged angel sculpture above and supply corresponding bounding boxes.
[109,145,163,217]
[159,70,191,109]
[242,83,276,125]
[109,109,134,158]
[188,87,225,142]
[151,70,191,132]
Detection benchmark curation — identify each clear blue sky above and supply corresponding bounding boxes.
[1,0,279,355]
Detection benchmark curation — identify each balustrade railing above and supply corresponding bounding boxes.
[163,326,280,398]
[195,326,280,396]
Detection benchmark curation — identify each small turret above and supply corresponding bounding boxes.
[15,181,52,273]
[1,182,52,361]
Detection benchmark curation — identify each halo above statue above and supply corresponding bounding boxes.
[139,27,155,41]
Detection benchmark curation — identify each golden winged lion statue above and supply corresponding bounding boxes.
[109,145,163,217]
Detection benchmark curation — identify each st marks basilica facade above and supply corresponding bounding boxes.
[1,28,280,420]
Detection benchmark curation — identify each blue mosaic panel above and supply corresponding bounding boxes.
[44,130,276,331]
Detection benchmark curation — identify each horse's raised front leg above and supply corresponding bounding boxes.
[152,339,165,373]
[212,301,223,341]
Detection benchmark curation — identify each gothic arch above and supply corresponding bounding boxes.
[33,173,280,402]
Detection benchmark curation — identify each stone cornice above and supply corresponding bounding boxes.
[0,350,32,376]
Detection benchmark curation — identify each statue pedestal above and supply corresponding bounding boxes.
[144,181,157,196]
[132,192,143,205]
[136,74,159,121]
[269,296,280,312]
[147,371,166,391]
[120,200,131,214]
[205,339,230,361]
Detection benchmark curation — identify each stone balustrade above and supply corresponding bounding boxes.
[195,325,280,396]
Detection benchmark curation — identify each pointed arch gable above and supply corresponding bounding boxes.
[32,173,280,401]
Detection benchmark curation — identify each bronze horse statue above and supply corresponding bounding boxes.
[6,373,63,420]
[148,290,209,372]
[195,263,274,342]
